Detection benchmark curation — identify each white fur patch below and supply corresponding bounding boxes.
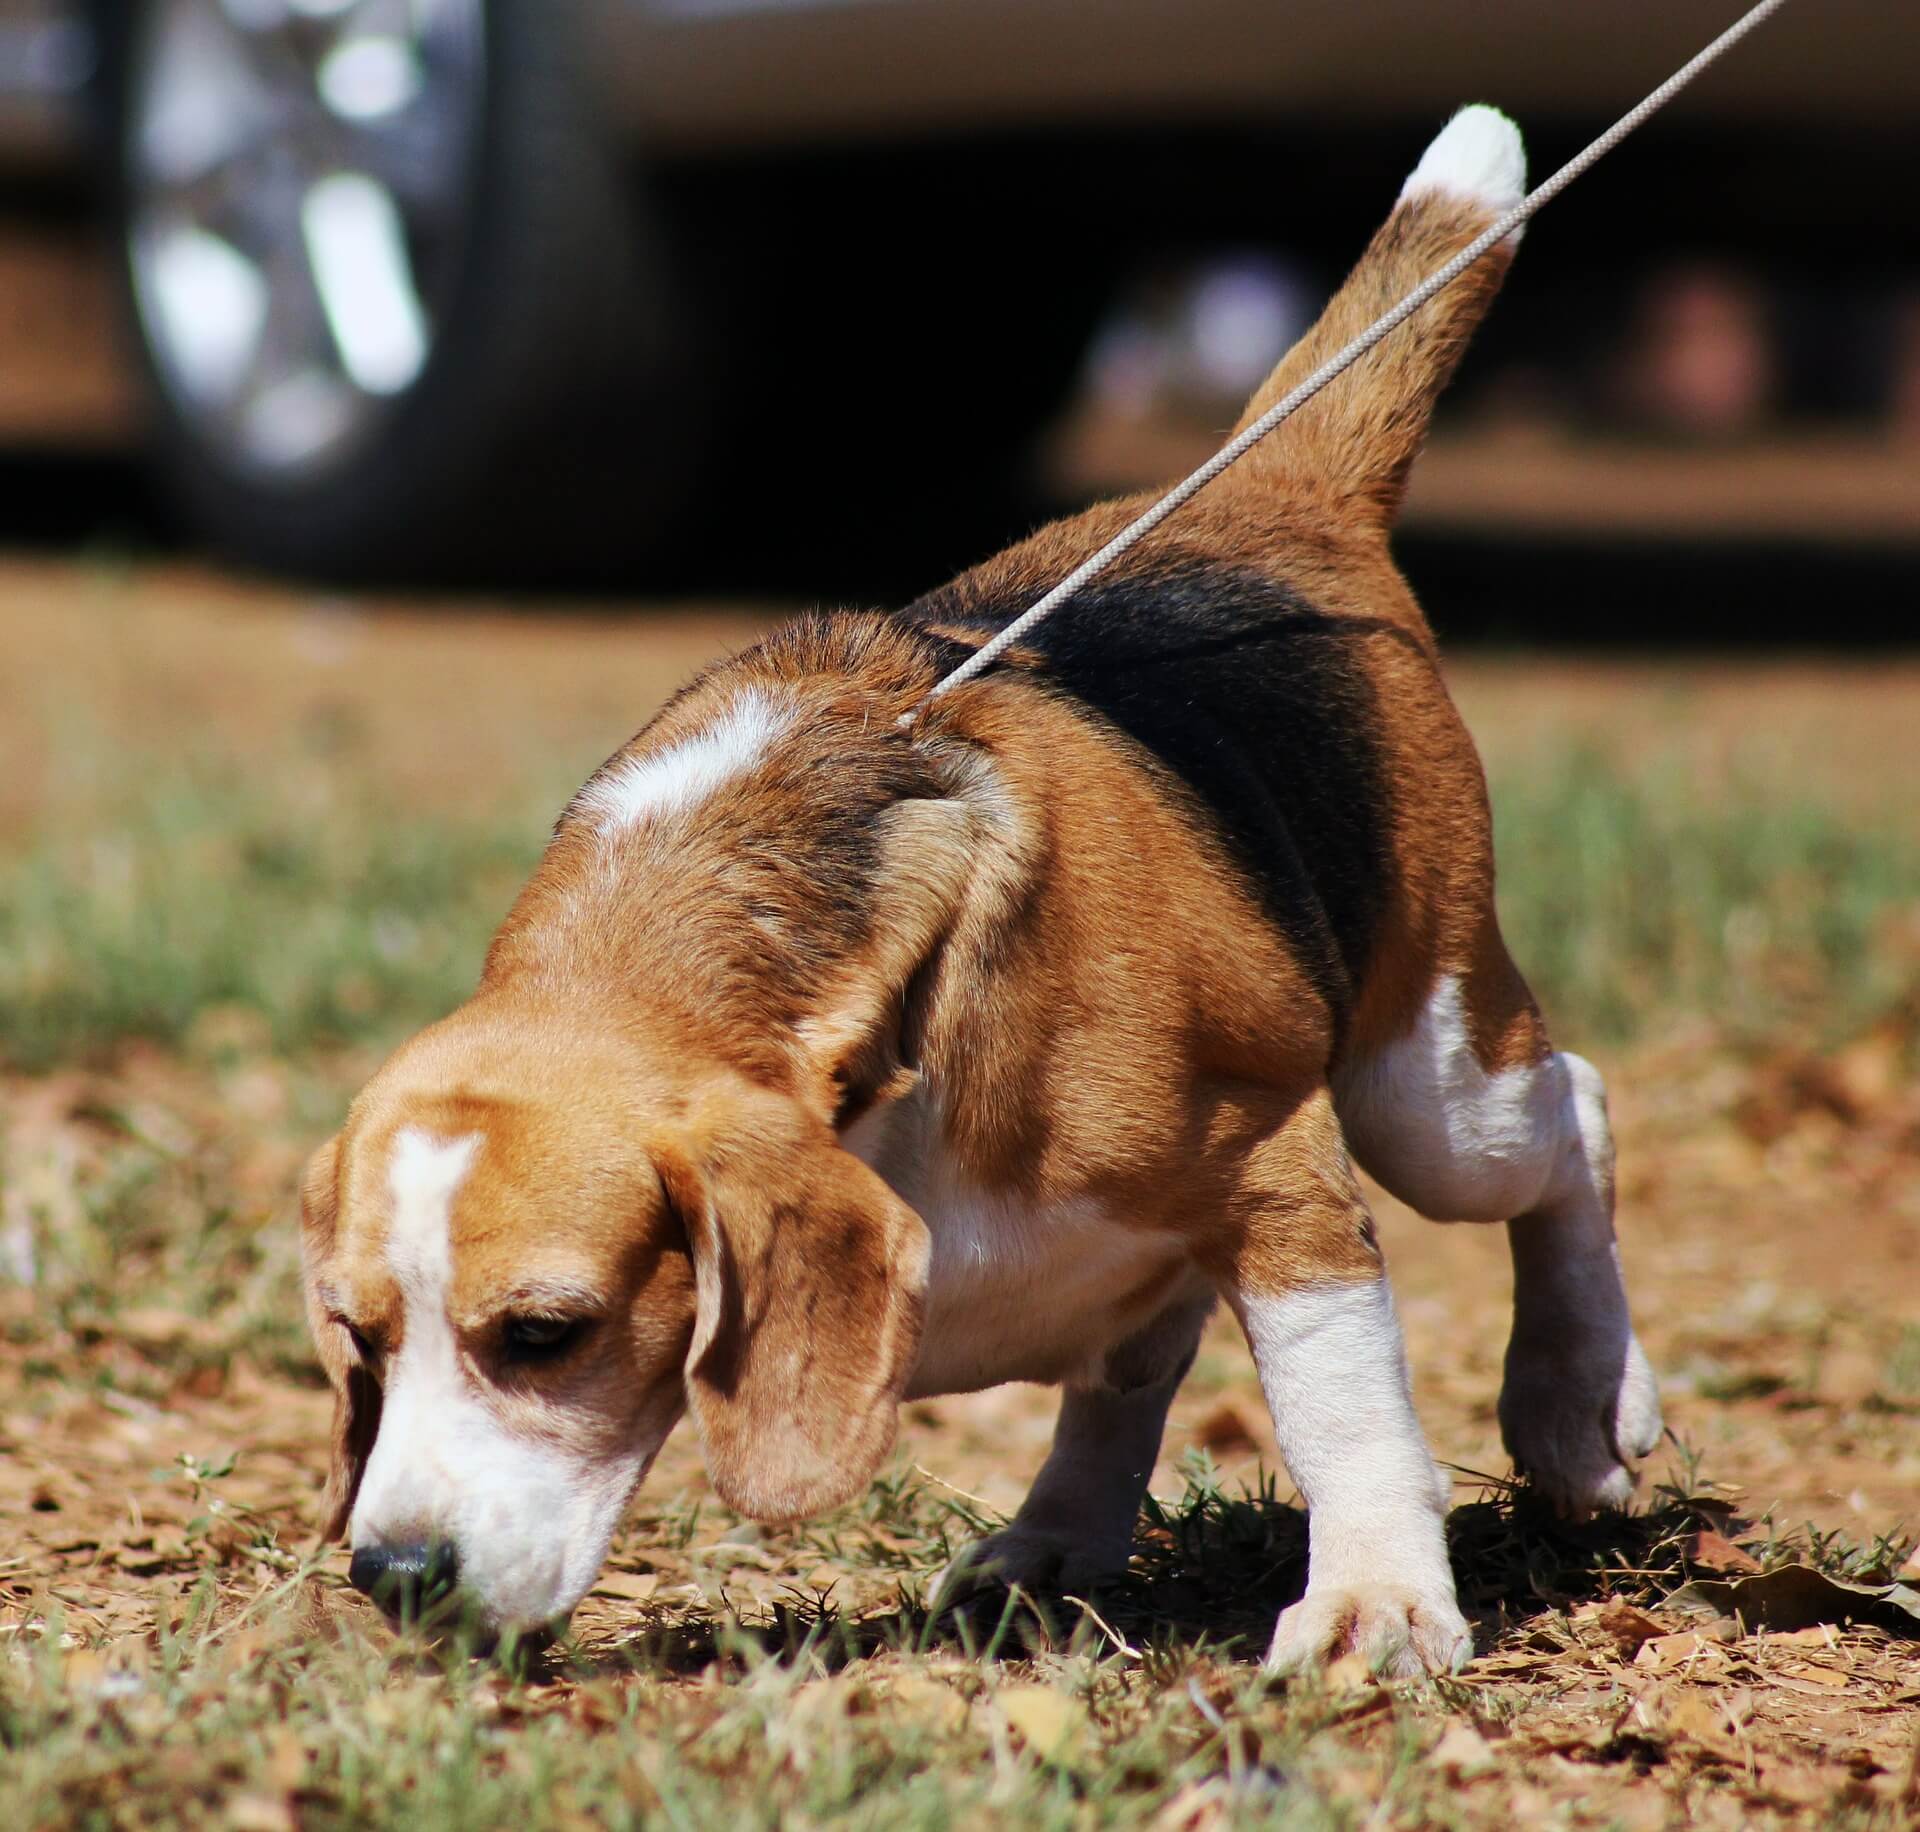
[1331,984,1662,1516]
[1502,1052,1664,1508]
[1334,974,1562,1222]
[1399,105,1527,228]
[351,1128,659,1629]
[383,1128,478,1300]
[1237,1278,1468,1673]
[1238,1279,1451,1556]
[842,1088,1191,1397]
[575,690,791,833]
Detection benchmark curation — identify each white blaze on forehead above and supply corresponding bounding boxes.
[351,1125,657,1629]
[576,689,791,833]
[385,1128,479,1300]
[356,1129,481,1550]
[358,1130,481,1540]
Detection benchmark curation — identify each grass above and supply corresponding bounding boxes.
[2,727,1910,1371]
[3,1453,1913,1830]
[1,723,1913,1388]
[2,737,1914,1073]
[0,753,557,1075]
[1493,747,1920,1046]
[3,711,1919,1828]
[0,1587,1327,1830]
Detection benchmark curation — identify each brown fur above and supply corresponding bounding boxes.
[301,167,1546,1538]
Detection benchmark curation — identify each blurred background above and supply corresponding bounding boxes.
[0,0,1914,620]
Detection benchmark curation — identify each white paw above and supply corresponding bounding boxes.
[1264,1578,1472,1681]
[1500,1327,1663,1516]
[931,1524,1130,1605]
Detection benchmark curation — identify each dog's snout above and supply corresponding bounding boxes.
[349,1538,462,1622]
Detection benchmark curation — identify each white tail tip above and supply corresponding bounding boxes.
[1399,105,1527,222]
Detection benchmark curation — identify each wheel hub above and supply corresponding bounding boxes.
[127,0,485,479]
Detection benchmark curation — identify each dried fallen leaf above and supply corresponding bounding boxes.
[1829,1029,1904,1114]
[1429,1722,1498,1778]
[997,1685,1085,1763]
[1663,1692,1742,1760]
[1192,1399,1264,1457]
[1592,1599,1667,1656]
[1670,1565,1920,1636]
[1471,1649,1560,1677]
[1686,1530,1764,1576]
[1634,1632,1723,1673]
[223,1796,296,1832]
[888,1675,969,1735]
[1777,1662,1850,1689]
[590,1571,658,1604]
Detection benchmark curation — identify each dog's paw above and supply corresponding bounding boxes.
[1500,1327,1663,1516]
[931,1524,1131,1606]
[1264,1578,1472,1681]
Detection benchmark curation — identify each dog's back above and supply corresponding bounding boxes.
[530,107,1533,1082]
[901,544,1424,1038]
[898,108,1530,1057]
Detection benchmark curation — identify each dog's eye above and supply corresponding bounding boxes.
[336,1318,380,1364]
[501,1314,587,1363]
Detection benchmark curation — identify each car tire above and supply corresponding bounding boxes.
[100,0,697,585]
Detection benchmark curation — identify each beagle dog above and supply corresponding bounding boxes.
[301,106,1661,1676]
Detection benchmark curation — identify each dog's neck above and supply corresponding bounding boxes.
[478,644,1018,1120]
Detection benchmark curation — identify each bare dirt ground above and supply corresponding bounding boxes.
[2,557,1917,1826]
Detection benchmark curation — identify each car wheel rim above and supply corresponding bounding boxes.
[126,0,486,481]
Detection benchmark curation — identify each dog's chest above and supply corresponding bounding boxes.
[841,1089,1181,1396]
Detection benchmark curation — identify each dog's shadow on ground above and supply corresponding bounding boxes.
[564,1477,1716,1681]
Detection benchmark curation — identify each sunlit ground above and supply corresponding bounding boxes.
[2,557,1917,1828]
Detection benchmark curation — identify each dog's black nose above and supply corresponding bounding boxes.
[349,1539,462,1623]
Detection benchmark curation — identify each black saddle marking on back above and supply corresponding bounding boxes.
[897,558,1401,1022]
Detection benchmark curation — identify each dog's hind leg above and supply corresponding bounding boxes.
[1333,943,1663,1516]
[934,1286,1214,1602]
[1212,1086,1470,1679]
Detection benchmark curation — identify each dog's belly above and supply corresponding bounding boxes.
[842,1091,1187,1396]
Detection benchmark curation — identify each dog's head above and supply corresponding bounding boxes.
[299,1017,929,1635]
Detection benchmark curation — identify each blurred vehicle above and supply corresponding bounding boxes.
[0,0,1913,580]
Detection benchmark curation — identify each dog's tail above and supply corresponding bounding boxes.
[1228,105,1525,528]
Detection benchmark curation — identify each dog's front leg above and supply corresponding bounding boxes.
[934,1290,1212,1602]
[1220,1089,1470,1680]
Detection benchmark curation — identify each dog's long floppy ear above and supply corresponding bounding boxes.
[299,1134,382,1540]
[657,1115,930,1523]
[794,794,981,1130]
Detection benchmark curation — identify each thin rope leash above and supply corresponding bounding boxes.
[904,0,1790,724]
